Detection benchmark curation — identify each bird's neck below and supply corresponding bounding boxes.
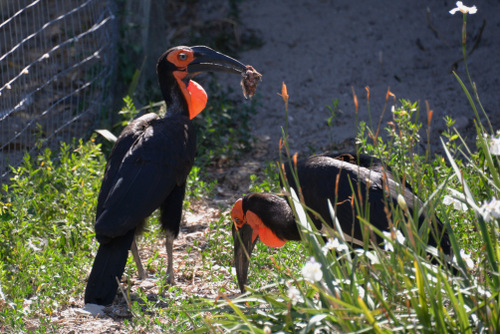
[159,76,190,118]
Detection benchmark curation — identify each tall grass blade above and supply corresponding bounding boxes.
[441,137,499,287]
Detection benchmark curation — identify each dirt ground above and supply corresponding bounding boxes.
[35,0,500,332]
[237,0,500,156]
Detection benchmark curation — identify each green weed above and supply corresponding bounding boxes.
[0,139,104,332]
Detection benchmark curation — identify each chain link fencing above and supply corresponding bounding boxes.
[0,0,117,180]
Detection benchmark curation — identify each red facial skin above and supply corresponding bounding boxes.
[231,198,286,248]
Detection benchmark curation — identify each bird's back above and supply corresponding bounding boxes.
[284,155,384,238]
[284,154,451,254]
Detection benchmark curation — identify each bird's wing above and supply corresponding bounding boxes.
[288,155,389,240]
[95,115,196,239]
[96,113,159,216]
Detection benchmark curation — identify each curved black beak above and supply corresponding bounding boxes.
[188,46,247,75]
[232,223,258,293]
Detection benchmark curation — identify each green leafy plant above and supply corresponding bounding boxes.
[326,98,342,145]
[0,139,104,332]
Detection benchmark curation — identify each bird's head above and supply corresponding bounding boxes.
[158,45,248,119]
[231,196,287,248]
[230,194,287,292]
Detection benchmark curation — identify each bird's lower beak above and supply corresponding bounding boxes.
[232,223,258,293]
[188,46,247,75]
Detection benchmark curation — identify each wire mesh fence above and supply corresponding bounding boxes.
[0,0,117,181]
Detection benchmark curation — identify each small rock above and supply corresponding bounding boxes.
[138,280,156,290]
[107,304,132,318]
[79,303,106,317]
[454,116,471,130]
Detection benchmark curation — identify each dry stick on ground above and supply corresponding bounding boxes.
[426,7,451,48]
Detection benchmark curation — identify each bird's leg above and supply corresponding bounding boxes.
[159,184,185,286]
[165,230,175,285]
[131,238,146,279]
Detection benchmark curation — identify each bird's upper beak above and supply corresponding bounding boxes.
[188,46,247,75]
[232,223,258,293]
[231,198,257,293]
[231,197,288,292]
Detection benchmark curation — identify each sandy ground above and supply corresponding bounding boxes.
[237,0,500,156]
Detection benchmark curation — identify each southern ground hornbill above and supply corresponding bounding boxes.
[84,46,257,305]
[231,153,452,292]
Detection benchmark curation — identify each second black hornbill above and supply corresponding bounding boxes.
[85,46,250,305]
[231,153,452,292]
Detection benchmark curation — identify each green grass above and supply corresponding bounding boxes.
[0,140,103,330]
[1,8,500,334]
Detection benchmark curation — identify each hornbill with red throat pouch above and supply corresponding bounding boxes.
[84,46,252,305]
[231,153,453,292]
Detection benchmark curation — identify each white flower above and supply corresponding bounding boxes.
[354,249,381,265]
[461,249,474,269]
[397,194,408,211]
[449,1,477,15]
[443,195,468,211]
[477,284,492,299]
[463,304,480,327]
[382,229,405,252]
[322,238,349,254]
[287,286,303,306]
[357,284,366,299]
[489,136,500,155]
[331,278,350,296]
[479,198,500,222]
[302,257,323,283]
[365,251,381,265]
[331,278,367,301]
[27,239,43,252]
[453,249,475,269]
[395,230,406,245]
[263,326,272,334]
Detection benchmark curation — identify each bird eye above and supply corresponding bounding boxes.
[178,53,188,61]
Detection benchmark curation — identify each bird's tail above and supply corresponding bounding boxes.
[84,230,135,305]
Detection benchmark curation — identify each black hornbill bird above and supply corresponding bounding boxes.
[84,46,250,305]
[231,153,452,292]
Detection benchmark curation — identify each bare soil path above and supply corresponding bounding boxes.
[238,0,500,156]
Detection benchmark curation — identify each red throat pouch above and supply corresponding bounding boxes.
[187,80,207,119]
[258,226,286,247]
[246,211,286,248]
